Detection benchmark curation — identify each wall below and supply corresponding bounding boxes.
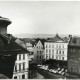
[44,42,68,61]
[34,40,44,64]
[13,53,29,79]
[68,46,80,74]
[0,26,7,34]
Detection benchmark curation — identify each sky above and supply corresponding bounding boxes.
[0,1,80,35]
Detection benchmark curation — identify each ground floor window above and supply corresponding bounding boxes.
[62,57,64,60]
[22,74,25,79]
[14,76,17,79]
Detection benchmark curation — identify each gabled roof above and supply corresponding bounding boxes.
[0,32,29,55]
[34,39,46,48]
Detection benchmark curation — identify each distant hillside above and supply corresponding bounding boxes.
[13,33,80,39]
[13,33,70,38]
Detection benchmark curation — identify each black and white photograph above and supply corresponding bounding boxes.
[0,0,80,79]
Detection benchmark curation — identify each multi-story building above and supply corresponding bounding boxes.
[68,36,80,75]
[26,42,34,61]
[25,41,37,79]
[0,16,29,79]
[44,34,68,61]
[12,39,29,79]
[26,42,33,52]
[34,39,45,64]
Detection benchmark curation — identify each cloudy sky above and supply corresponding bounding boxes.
[0,1,80,35]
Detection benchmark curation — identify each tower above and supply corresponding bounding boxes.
[0,16,12,34]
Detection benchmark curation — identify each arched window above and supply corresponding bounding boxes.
[14,76,17,79]
[22,74,25,79]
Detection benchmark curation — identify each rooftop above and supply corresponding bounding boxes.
[46,34,69,43]
[69,36,80,46]
[0,32,29,55]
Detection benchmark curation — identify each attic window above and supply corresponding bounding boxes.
[73,38,76,43]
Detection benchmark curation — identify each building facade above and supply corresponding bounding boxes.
[13,53,29,79]
[34,40,44,64]
[26,42,34,61]
[68,36,80,75]
[0,16,29,79]
[44,34,68,61]
[12,39,29,79]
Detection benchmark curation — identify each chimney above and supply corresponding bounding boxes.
[0,16,12,34]
[68,35,72,43]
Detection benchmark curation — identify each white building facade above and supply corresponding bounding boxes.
[44,34,68,61]
[13,53,29,79]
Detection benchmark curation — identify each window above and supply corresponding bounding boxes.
[23,54,25,60]
[56,50,58,54]
[40,51,41,54]
[37,55,38,58]
[46,45,48,48]
[59,56,61,60]
[52,55,54,59]
[49,54,51,58]
[15,65,17,72]
[49,45,51,48]
[37,51,38,53]
[56,45,58,48]
[19,64,21,71]
[23,62,25,70]
[63,51,64,54]
[22,74,25,79]
[46,49,48,53]
[62,57,64,60]
[59,51,61,54]
[59,45,61,48]
[49,49,51,53]
[40,56,41,59]
[52,49,54,53]
[63,45,64,48]
[56,56,58,59]
[52,45,54,48]
[19,54,21,60]
[46,54,48,58]
[14,76,17,79]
